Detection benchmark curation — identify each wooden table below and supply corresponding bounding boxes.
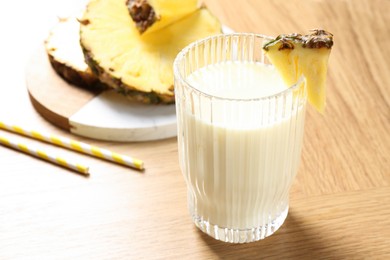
[0,0,389,259]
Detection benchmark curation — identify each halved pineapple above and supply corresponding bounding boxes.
[263,29,333,113]
[80,0,221,104]
[45,17,103,89]
[126,0,199,34]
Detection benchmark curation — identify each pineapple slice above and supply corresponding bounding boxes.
[45,17,103,89]
[80,0,221,104]
[126,0,199,34]
[263,29,333,113]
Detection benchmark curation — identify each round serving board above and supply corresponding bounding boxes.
[26,27,233,142]
[26,46,177,142]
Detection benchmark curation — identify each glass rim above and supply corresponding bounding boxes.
[173,32,306,102]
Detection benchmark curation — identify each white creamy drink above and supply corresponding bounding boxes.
[180,62,306,232]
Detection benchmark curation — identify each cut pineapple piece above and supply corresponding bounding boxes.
[80,0,221,104]
[263,29,333,113]
[126,0,199,34]
[45,17,103,89]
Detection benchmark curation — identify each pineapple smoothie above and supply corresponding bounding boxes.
[177,61,306,241]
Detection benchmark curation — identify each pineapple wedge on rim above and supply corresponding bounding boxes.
[263,29,333,113]
[127,0,199,34]
[80,0,221,104]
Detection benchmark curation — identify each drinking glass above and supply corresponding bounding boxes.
[173,33,307,243]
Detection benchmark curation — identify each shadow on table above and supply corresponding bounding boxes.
[197,209,342,259]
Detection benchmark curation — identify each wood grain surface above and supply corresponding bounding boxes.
[0,0,389,259]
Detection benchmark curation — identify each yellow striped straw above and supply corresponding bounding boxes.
[0,135,89,175]
[0,121,144,171]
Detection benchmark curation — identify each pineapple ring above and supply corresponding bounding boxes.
[80,0,221,104]
[45,17,102,89]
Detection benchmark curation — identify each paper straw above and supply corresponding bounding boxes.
[0,121,144,171]
[0,135,89,175]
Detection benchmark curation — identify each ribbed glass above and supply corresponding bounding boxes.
[174,33,307,243]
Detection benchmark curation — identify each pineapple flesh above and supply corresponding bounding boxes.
[80,0,221,104]
[126,0,199,34]
[45,17,102,89]
[263,29,333,113]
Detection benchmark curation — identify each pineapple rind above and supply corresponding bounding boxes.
[127,0,199,34]
[48,53,105,91]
